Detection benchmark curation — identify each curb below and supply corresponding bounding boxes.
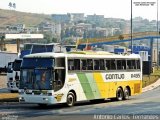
[0,93,18,102]
[0,98,18,103]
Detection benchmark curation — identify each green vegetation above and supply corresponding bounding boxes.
[142,68,160,88]
[0,9,52,27]
[151,67,160,76]
[142,75,159,88]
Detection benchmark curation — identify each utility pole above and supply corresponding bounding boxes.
[157,0,159,70]
[131,0,133,54]
[16,39,20,53]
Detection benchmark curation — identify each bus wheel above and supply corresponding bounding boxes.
[123,88,130,100]
[66,92,75,107]
[116,88,123,101]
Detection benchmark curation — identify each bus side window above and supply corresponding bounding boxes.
[87,59,93,70]
[127,60,135,69]
[122,60,126,70]
[68,60,74,70]
[127,60,131,69]
[100,59,105,70]
[116,60,126,70]
[117,60,122,70]
[132,60,136,69]
[110,60,116,70]
[74,59,80,70]
[106,60,110,70]
[94,60,99,70]
[136,60,140,69]
[81,60,87,70]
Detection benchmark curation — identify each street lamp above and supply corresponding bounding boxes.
[131,0,133,54]
[157,0,159,70]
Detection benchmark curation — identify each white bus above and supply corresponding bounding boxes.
[19,51,142,106]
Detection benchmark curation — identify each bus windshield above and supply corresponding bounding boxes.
[20,58,54,90]
[22,58,54,68]
[31,45,54,54]
[20,69,52,90]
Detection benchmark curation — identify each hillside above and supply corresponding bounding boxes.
[0,9,52,27]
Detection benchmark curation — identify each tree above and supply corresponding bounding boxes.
[52,37,57,43]
[65,28,70,37]
[43,32,58,43]
[12,3,16,9]
[43,32,52,43]
[119,35,124,40]
[8,2,12,8]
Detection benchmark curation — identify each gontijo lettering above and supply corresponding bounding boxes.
[105,74,125,80]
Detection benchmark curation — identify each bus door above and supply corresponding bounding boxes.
[53,58,65,92]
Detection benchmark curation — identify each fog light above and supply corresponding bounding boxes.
[19,97,25,102]
[43,98,48,101]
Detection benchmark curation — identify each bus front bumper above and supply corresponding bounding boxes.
[19,94,55,104]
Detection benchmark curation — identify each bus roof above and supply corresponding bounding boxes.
[69,51,114,55]
[24,51,141,59]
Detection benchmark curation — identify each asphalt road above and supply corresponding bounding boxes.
[0,86,160,120]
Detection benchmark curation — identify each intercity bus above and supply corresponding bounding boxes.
[19,51,142,106]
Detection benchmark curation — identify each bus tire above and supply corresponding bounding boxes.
[123,88,130,100]
[116,88,123,101]
[66,92,75,107]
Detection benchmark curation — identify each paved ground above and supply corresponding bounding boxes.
[0,84,160,120]
[1,75,160,120]
[0,75,8,93]
[0,75,7,89]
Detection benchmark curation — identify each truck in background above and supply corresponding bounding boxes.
[7,59,22,92]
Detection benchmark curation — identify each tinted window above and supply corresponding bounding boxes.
[22,58,53,68]
[31,45,54,54]
[13,60,22,71]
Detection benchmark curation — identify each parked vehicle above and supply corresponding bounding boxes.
[7,59,22,92]
[0,51,18,73]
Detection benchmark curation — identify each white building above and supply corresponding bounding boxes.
[6,24,25,32]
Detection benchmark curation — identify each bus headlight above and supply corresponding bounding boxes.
[19,89,24,94]
[43,98,48,101]
[19,97,25,102]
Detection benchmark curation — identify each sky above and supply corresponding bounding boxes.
[0,0,159,20]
